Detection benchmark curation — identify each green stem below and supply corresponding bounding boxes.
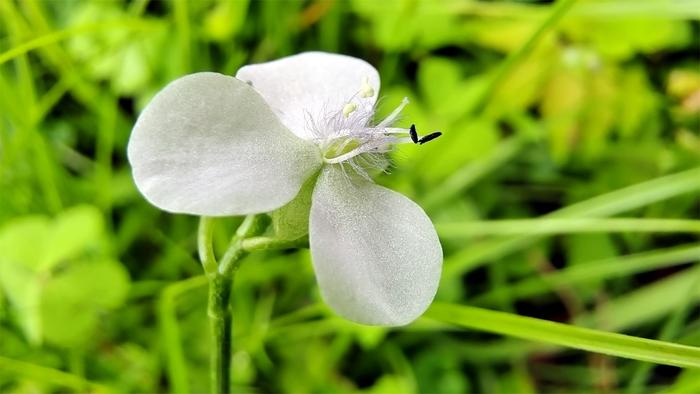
[198,214,267,394]
[208,273,233,394]
[197,213,304,393]
[241,236,308,252]
[197,217,232,394]
[219,215,266,276]
[198,217,218,275]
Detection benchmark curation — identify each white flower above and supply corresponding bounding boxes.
[127,52,442,326]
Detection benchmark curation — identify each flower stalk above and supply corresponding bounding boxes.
[207,273,232,394]
[198,217,218,275]
[198,217,232,394]
[198,215,269,394]
[219,215,264,277]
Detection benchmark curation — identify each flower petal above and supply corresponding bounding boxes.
[236,52,380,140]
[309,166,442,326]
[128,72,322,216]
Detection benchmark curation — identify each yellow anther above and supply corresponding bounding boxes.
[359,76,375,98]
[343,102,357,118]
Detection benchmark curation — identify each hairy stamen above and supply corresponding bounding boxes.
[314,85,442,175]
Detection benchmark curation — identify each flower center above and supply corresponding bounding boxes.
[319,97,441,163]
[308,77,442,179]
[322,138,363,160]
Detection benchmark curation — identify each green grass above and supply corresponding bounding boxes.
[426,303,700,369]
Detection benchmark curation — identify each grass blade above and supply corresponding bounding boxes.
[437,218,700,239]
[426,303,700,369]
[0,19,158,66]
[474,243,700,305]
[0,356,112,393]
[444,167,700,277]
[574,268,700,332]
[157,276,207,394]
[626,267,700,393]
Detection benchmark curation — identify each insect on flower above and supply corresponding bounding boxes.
[127,52,443,326]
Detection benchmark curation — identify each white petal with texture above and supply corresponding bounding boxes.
[309,166,442,326]
[236,52,380,140]
[128,72,322,216]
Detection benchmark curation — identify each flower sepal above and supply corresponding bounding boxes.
[269,173,318,241]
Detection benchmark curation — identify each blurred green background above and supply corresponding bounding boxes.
[1,0,700,393]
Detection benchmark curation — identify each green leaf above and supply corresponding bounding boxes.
[0,217,52,344]
[42,205,104,271]
[40,304,98,349]
[0,261,42,344]
[40,259,130,347]
[426,303,700,369]
[0,216,50,270]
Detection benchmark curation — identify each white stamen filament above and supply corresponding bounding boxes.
[325,139,393,164]
[325,136,413,164]
[376,97,409,129]
[323,127,407,144]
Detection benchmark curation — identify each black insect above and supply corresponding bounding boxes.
[418,131,442,145]
[409,124,418,144]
